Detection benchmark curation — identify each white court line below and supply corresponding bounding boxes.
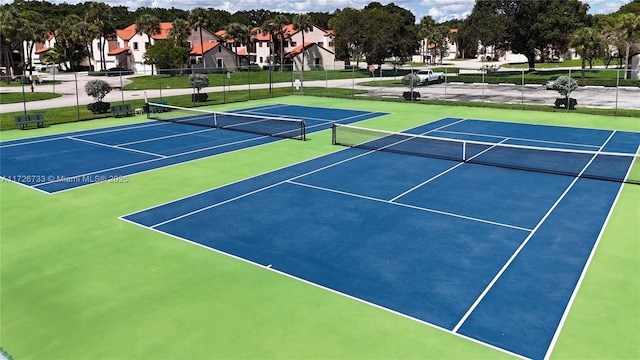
[287,180,532,232]
[389,138,511,202]
[543,143,640,360]
[451,130,618,334]
[436,130,602,149]
[35,134,268,188]
[0,120,166,148]
[0,176,52,195]
[33,108,393,192]
[116,127,218,146]
[68,136,168,158]
[117,214,526,360]
[139,118,467,227]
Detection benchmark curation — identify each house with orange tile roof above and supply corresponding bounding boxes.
[189,41,243,71]
[91,22,220,74]
[249,23,342,70]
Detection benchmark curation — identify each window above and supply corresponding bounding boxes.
[259,56,263,63]
[290,41,297,47]
[145,42,149,49]
[133,42,138,51]
[218,46,222,53]
[259,42,263,47]
[217,58,223,68]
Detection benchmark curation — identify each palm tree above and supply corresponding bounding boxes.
[224,22,250,70]
[18,10,47,77]
[189,7,210,69]
[616,13,640,79]
[169,18,191,48]
[261,19,277,66]
[135,14,161,74]
[570,27,605,78]
[273,14,289,71]
[68,15,99,71]
[292,13,312,74]
[0,6,18,80]
[260,19,278,93]
[85,2,115,71]
[418,15,437,64]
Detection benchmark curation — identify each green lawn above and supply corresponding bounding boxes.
[0,97,638,359]
[123,68,376,91]
[0,92,61,104]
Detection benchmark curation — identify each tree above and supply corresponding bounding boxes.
[328,8,364,65]
[143,40,189,72]
[571,27,605,77]
[359,6,418,67]
[368,2,419,64]
[18,10,47,77]
[169,18,191,48]
[136,14,161,75]
[401,73,421,100]
[418,15,437,63]
[474,0,589,70]
[261,18,278,71]
[616,13,640,79]
[292,13,312,87]
[189,7,211,68]
[459,2,508,61]
[0,5,19,79]
[189,73,209,101]
[85,2,115,71]
[225,22,251,69]
[552,75,578,109]
[272,14,290,70]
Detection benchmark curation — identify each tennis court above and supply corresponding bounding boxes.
[122,117,640,359]
[0,104,387,193]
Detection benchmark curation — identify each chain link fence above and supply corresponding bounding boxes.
[1,64,639,130]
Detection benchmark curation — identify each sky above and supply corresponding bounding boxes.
[1,0,632,22]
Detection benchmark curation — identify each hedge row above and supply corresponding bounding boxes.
[451,74,640,87]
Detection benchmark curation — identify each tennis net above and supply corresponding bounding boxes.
[147,102,306,140]
[332,124,640,184]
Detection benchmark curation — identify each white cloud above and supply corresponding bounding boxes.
[0,0,628,20]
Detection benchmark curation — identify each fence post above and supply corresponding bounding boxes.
[75,73,80,121]
[615,69,620,114]
[521,69,525,110]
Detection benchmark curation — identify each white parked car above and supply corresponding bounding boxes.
[416,69,445,85]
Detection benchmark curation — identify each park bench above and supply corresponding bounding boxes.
[111,104,133,117]
[14,113,47,129]
[148,100,168,113]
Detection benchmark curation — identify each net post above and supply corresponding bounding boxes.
[331,124,337,145]
[301,121,306,141]
[463,141,466,161]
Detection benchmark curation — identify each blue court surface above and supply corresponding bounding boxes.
[122,118,639,359]
[0,104,387,193]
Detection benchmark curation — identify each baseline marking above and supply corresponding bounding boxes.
[542,143,639,360]
[117,215,526,360]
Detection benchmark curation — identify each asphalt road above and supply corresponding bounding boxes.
[1,72,638,113]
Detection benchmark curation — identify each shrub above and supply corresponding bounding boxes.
[402,74,421,90]
[85,79,112,102]
[401,74,421,101]
[188,73,209,94]
[552,76,579,109]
